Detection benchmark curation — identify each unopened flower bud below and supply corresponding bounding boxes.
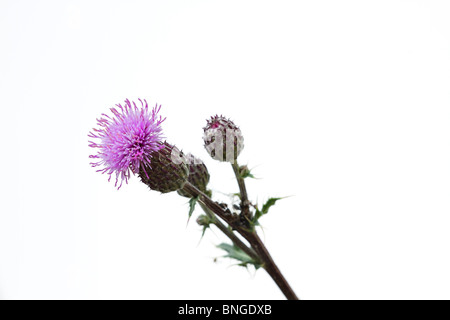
[203,115,244,162]
[240,165,250,176]
[177,154,210,198]
[139,141,189,193]
[196,214,211,227]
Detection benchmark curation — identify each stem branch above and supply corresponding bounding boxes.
[199,203,259,263]
[181,182,299,300]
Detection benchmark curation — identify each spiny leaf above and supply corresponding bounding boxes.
[240,169,255,179]
[186,196,199,225]
[261,197,282,215]
[253,197,283,223]
[239,165,259,179]
[242,172,255,178]
[201,225,209,239]
[217,243,262,269]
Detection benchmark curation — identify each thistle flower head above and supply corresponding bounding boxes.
[177,154,210,198]
[139,141,189,193]
[88,99,165,188]
[203,115,244,162]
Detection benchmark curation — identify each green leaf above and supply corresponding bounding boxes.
[242,172,255,178]
[239,165,256,179]
[186,196,199,225]
[240,170,255,179]
[253,197,283,223]
[217,243,262,269]
[261,197,282,215]
[201,225,209,239]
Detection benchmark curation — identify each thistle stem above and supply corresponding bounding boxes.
[231,162,251,219]
[181,182,299,300]
[230,161,298,300]
[198,203,260,263]
[242,231,299,300]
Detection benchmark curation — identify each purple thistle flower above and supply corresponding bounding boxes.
[88,99,165,189]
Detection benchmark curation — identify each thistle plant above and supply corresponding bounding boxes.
[89,99,298,300]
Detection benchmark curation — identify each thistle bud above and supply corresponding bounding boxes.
[196,214,211,227]
[203,115,244,162]
[177,153,211,198]
[139,141,189,193]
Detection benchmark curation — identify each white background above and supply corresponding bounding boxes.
[1,0,450,300]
